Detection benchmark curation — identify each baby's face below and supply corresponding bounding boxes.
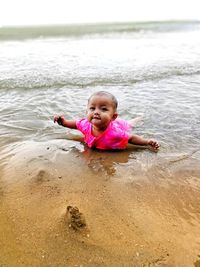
[86,95,117,130]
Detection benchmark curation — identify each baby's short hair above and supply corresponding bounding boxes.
[88,91,118,110]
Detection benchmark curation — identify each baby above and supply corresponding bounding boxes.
[54,91,159,151]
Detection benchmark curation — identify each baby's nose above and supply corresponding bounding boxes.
[94,108,100,114]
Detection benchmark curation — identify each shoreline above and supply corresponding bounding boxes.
[0,140,200,266]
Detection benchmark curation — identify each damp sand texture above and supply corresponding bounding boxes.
[0,140,200,267]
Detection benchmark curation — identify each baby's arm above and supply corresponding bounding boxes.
[128,134,159,151]
[54,115,77,129]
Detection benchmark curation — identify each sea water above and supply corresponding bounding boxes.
[0,21,200,162]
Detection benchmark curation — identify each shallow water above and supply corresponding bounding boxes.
[0,21,200,266]
[0,22,200,154]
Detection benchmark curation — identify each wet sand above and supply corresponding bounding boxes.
[0,140,200,267]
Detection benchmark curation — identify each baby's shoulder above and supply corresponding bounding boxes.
[112,118,130,132]
[76,118,91,133]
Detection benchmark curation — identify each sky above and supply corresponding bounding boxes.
[0,0,200,26]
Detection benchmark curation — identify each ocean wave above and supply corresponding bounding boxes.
[1,67,199,90]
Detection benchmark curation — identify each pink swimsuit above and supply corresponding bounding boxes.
[76,118,131,150]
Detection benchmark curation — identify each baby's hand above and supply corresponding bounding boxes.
[147,139,160,152]
[54,115,64,125]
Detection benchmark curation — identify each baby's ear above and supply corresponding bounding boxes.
[112,113,118,120]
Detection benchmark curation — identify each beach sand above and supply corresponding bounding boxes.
[0,140,200,267]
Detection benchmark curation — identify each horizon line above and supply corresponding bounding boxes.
[1,19,200,28]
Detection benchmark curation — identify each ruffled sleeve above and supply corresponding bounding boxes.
[76,118,90,135]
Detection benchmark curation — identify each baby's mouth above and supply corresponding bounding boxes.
[93,116,101,120]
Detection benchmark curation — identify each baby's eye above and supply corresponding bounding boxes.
[101,107,108,112]
[89,107,95,111]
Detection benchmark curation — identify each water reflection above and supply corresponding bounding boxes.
[66,133,155,177]
[68,141,141,177]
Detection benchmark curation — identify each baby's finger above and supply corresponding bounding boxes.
[54,116,58,123]
[153,143,160,150]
